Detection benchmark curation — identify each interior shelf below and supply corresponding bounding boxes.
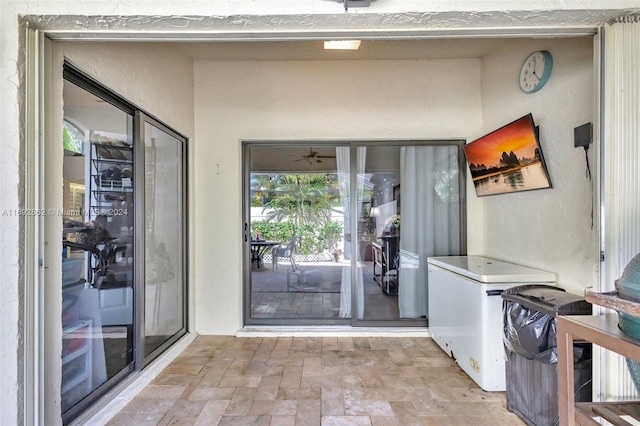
[61,319,93,395]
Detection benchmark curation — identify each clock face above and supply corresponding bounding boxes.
[519,51,553,94]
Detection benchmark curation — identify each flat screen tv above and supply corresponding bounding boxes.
[464,113,552,197]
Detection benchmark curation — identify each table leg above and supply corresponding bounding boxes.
[558,318,576,426]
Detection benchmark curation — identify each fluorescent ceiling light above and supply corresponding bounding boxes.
[324,40,361,50]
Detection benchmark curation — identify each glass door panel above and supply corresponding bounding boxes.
[142,120,186,358]
[245,142,464,327]
[61,65,189,424]
[62,80,135,417]
[356,144,463,324]
[246,145,351,324]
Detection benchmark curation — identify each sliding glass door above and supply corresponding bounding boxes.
[61,64,187,423]
[244,141,465,327]
[245,145,349,325]
[355,144,464,325]
[62,78,136,421]
[139,116,188,361]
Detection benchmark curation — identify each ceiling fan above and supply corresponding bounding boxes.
[292,147,336,164]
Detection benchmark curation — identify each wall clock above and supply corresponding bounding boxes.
[519,50,553,94]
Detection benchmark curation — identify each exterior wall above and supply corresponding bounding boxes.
[45,42,194,425]
[478,37,596,294]
[2,1,640,424]
[193,58,483,334]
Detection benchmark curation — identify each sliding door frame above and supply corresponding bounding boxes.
[61,63,189,423]
[243,139,467,328]
[135,112,189,368]
[243,140,352,327]
[350,139,467,327]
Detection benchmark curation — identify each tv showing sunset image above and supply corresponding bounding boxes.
[464,114,552,196]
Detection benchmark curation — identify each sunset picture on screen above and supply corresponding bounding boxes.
[464,114,552,196]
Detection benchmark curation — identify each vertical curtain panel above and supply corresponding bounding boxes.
[398,145,461,318]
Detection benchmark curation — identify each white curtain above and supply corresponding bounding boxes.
[398,146,461,318]
[337,146,365,319]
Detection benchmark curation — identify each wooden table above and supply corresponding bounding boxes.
[250,240,280,269]
[558,313,640,425]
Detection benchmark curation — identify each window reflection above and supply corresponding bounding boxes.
[62,80,134,415]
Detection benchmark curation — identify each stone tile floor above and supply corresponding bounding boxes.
[107,336,525,425]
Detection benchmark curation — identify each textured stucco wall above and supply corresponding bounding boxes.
[193,58,483,334]
[40,41,193,425]
[479,37,596,294]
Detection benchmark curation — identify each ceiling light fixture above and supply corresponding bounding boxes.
[341,0,373,11]
[324,40,361,50]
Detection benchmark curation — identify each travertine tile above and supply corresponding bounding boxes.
[321,397,345,416]
[297,399,322,425]
[248,399,298,415]
[321,415,372,425]
[255,384,279,401]
[218,414,270,425]
[291,337,308,352]
[217,375,261,388]
[106,412,166,425]
[198,368,226,387]
[337,337,355,350]
[270,415,296,426]
[301,375,342,388]
[120,397,177,414]
[188,386,236,401]
[379,374,426,388]
[172,356,210,366]
[162,414,199,426]
[269,357,304,367]
[369,416,405,426]
[225,387,257,415]
[412,398,446,416]
[254,375,281,401]
[280,365,303,387]
[166,399,207,417]
[274,337,293,351]
[225,357,252,376]
[419,415,468,425]
[277,386,321,400]
[137,385,187,399]
[162,364,204,375]
[387,401,422,426]
[109,336,526,426]
[343,399,394,417]
[303,357,323,376]
[193,400,230,426]
[153,374,197,386]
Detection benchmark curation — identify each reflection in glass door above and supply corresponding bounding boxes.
[61,64,188,423]
[62,78,135,420]
[356,144,463,325]
[140,117,187,360]
[245,142,465,327]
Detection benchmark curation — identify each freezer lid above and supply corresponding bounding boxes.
[427,256,556,283]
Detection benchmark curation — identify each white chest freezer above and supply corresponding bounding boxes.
[427,256,556,391]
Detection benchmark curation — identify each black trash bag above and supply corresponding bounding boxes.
[503,301,554,360]
[504,300,590,365]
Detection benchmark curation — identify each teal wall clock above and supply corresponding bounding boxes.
[519,50,553,94]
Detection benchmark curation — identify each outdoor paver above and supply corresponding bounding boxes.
[107,336,525,425]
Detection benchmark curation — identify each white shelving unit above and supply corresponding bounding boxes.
[61,319,93,412]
